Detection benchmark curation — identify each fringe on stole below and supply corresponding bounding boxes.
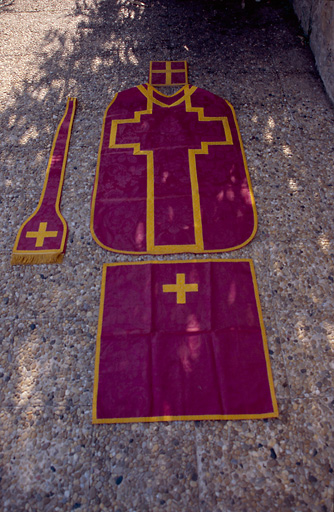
[10,252,64,265]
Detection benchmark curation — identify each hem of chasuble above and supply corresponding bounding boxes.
[90,85,258,255]
[11,97,77,265]
[92,259,278,424]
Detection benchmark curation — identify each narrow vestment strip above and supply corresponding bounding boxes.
[93,259,278,424]
[11,97,77,265]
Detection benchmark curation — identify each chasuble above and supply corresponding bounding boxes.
[91,81,257,254]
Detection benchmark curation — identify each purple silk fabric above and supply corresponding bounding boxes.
[91,85,256,254]
[14,98,76,253]
[94,260,277,422]
[150,61,187,86]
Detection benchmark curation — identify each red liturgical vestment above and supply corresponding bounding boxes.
[91,84,257,254]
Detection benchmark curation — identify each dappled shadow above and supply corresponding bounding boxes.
[2,0,327,220]
[1,0,334,509]
[1,2,332,363]
[0,0,15,10]
[1,0,333,400]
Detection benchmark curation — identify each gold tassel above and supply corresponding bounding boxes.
[10,252,64,265]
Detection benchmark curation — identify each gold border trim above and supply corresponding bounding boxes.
[93,412,279,424]
[92,264,107,422]
[138,84,196,108]
[149,60,188,86]
[226,99,258,247]
[90,88,257,255]
[11,98,77,264]
[90,93,119,250]
[249,259,278,417]
[92,258,278,424]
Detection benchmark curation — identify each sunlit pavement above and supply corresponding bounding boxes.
[0,1,333,511]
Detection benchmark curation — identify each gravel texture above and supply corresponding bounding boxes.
[1,0,333,510]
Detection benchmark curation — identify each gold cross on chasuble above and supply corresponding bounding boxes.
[108,85,233,254]
[91,82,258,254]
[163,273,198,304]
[26,222,58,247]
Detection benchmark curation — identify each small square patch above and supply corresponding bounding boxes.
[149,60,188,86]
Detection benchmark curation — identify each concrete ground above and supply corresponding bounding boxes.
[1,0,333,510]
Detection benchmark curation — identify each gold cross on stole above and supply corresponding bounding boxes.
[26,222,58,247]
[163,273,198,304]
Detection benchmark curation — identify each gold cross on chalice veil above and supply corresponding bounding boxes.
[163,273,198,304]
